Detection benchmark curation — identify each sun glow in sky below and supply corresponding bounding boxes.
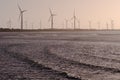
[1,0,120,29]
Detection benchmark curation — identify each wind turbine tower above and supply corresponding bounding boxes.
[25,21,28,29]
[40,20,42,29]
[97,21,100,30]
[49,8,56,29]
[18,4,27,30]
[111,20,114,30]
[89,21,92,29]
[7,18,12,29]
[71,10,77,29]
[78,20,80,29]
[31,23,34,30]
[106,22,109,30]
[65,19,68,29]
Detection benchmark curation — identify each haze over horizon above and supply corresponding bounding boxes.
[1,0,120,29]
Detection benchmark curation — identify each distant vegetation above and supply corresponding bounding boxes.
[0,28,119,32]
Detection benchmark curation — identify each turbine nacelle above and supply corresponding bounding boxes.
[18,4,27,14]
[48,8,56,29]
[17,3,27,30]
[21,10,27,13]
[51,14,56,16]
[70,9,79,29]
[49,8,56,16]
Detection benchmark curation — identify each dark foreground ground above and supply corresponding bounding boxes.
[1,30,120,80]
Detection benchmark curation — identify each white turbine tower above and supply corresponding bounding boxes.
[65,19,68,29]
[40,20,42,29]
[7,18,12,29]
[106,22,109,30]
[77,19,80,29]
[18,4,27,30]
[48,8,56,29]
[89,21,92,29]
[97,21,100,30]
[111,20,114,30]
[71,9,78,30]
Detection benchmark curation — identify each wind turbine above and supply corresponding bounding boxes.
[18,4,27,30]
[111,20,114,30]
[106,22,109,30]
[77,19,80,29]
[97,21,100,30]
[25,20,28,29]
[39,20,42,29]
[65,19,68,29]
[7,18,12,29]
[31,23,34,29]
[89,21,92,29]
[71,9,78,29]
[48,8,56,29]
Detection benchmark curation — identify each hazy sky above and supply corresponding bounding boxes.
[1,0,120,29]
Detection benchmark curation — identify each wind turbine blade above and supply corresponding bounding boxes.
[74,9,75,16]
[49,8,52,15]
[77,19,79,23]
[19,14,21,20]
[70,17,74,21]
[53,14,56,16]
[76,17,79,22]
[17,13,21,22]
[48,16,51,22]
[17,4,22,12]
[23,10,27,13]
